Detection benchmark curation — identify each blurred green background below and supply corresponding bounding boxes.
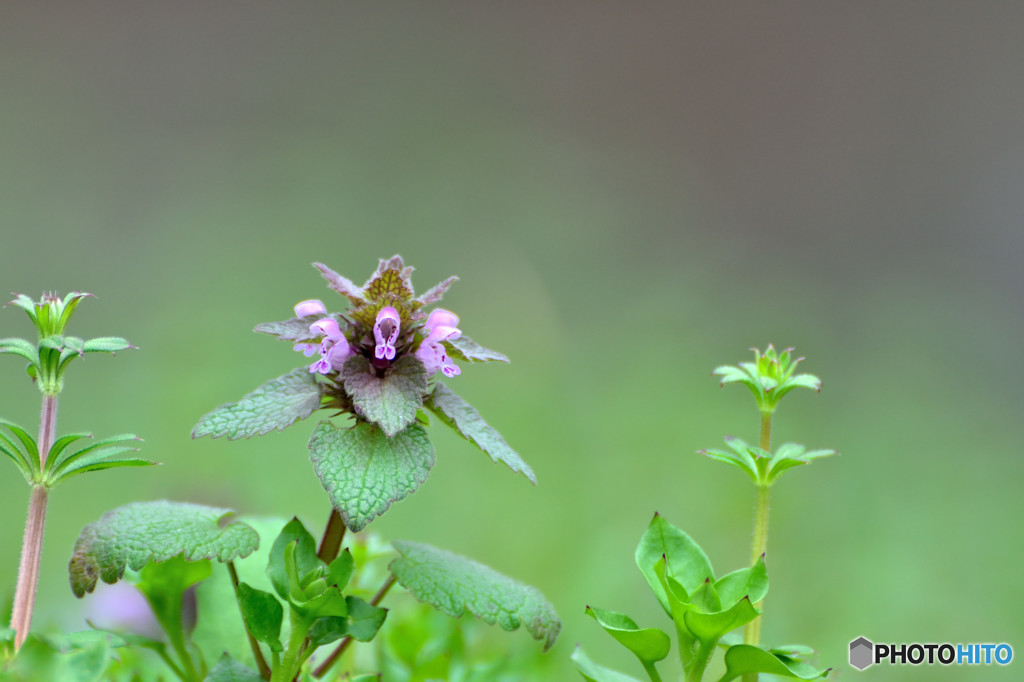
[2,3,1022,680]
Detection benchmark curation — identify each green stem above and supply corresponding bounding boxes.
[641,660,663,682]
[9,394,58,650]
[742,411,773,682]
[272,609,310,682]
[685,639,716,682]
[228,561,272,680]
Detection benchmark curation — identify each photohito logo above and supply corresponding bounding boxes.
[849,636,1013,670]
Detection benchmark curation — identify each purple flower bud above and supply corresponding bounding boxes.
[373,306,401,361]
[294,299,327,318]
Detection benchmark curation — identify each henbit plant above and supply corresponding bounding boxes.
[574,346,834,682]
[0,293,147,651]
[53,256,559,682]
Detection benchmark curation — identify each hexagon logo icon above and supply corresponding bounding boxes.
[850,636,874,670]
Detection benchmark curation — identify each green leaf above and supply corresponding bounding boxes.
[136,556,212,659]
[236,583,283,652]
[683,597,759,643]
[343,595,388,642]
[266,518,321,601]
[192,369,323,440]
[327,549,355,590]
[718,644,830,681]
[426,382,535,483]
[0,418,39,464]
[585,606,670,665]
[254,317,319,340]
[390,540,560,651]
[342,355,428,437]
[45,433,151,485]
[0,337,39,364]
[714,556,768,607]
[635,514,713,614]
[571,645,643,682]
[445,335,509,363]
[82,337,133,354]
[698,448,757,484]
[766,444,837,484]
[308,421,434,531]
[69,501,259,597]
[205,653,264,682]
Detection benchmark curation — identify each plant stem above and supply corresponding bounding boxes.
[742,411,773,681]
[317,509,346,563]
[312,574,397,679]
[228,561,272,680]
[685,639,716,682]
[641,661,663,682]
[272,609,310,682]
[9,394,58,650]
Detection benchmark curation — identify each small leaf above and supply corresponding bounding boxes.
[718,644,831,681]
[445,335,509,363]
[714,556,768,607]
[266,518,321,601]
[344,595,388,642]
[236,583,284,652]
[390,540,560,651]
[364,267,414,303]
[0,337,39,364]
[205,653,264,682]
[426,383,535,483]
[414,276,458,306]
[192,369,323,440]
[635,514,713,615]
[314,262,367,305]
[698,448,757,484]
[571,645,643,682]
[254,317,318,341]
[69,501,259,597]
[342,355,428,437]
[683,597,759,643]
[585,606,671,665]
[82,337,133,354]
[309,421,434,531]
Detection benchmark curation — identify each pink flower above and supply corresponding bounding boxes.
[416,308,462,378]
[303,317,351,374]
[373,306,401,361]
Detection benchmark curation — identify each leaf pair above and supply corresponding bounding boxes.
[700,437,835,486]
[575,515,827,682]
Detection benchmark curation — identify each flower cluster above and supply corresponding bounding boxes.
[281,257,470,380]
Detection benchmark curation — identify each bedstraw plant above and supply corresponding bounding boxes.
[573,346,834,682]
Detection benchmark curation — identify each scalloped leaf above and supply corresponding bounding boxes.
[342,355,428,437]
[390,541,560,651]
[206,654,264,682]
[192,369,323,440]
[308,421,434,531]
[636,514,713,614]
[445,335,509,363]
[69,501,259,597]
[364,268,414,303]
[719,644,831,681]
[426,383,535,483]
[571,645,643,682]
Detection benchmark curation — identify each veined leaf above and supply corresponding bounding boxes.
[308,421,434,531]
[69,501,259,597]
[342,355,428,437]
[426,383,535,483]
[192,369,323,440]
[390,540,560,651]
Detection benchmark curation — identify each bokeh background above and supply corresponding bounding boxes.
[2,3,1023,680]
